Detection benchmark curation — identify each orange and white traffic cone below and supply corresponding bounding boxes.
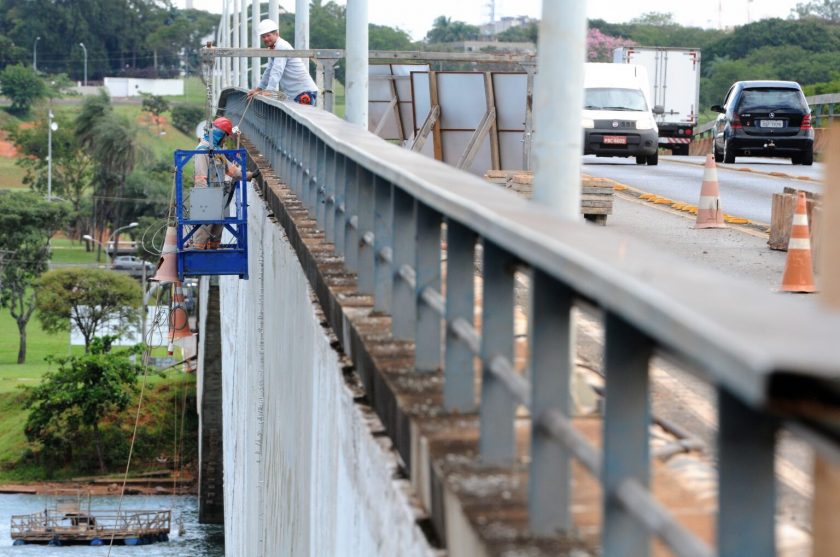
[150,226,179,284]
[167,282,192,356]
[694,154,726,228]
[781,191,817,293]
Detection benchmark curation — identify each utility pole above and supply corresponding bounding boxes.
[33,36,41,72]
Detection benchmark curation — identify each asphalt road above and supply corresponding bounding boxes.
[582,154,824,225]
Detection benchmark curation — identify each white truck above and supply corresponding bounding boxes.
[613,47,701,156]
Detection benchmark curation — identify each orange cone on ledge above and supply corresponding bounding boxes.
[781,191,817,293]
[168,281,192,343]
[694,154,727,229]
[151,226,179,284]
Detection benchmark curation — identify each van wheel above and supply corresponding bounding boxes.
[723,141,736,164]
[646,152,658,166]
[635,155,646,165]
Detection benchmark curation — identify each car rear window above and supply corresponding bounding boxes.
[738,88,805,111]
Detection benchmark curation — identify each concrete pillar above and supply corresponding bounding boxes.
[231,0,239,86]
[531,0,586,219]
[345,0,368,128]
[198,281,225,524]
[295,0,309,49]
[222,0,231,88]
[252,0,260,87]
[240,0,249,88]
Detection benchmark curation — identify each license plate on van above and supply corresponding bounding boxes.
[603,135,627,145]
[759,120,784,128]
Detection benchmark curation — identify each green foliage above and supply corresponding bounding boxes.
[140,93,170,135]
[0,35,27,67]
[170,103,205,136]
[425,16,481,43]
[7,114,94,237]
[0,0,217,80]
[35,268,142,352]
[793,0,840,22]
[0,192,70,364]
[0,65,46,114]
[497,24,538,44]
[369,24,413,50]
[704,18,840,62]
[23,336,142,473]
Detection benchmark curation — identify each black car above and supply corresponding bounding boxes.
[711,81,814,165]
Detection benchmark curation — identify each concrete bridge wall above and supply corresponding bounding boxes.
[206,191,433,557]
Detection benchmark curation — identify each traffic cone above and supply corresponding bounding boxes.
[781,191,817,293]
[694,154,726,229]
[150,226,179,283]
[169,281,192,342]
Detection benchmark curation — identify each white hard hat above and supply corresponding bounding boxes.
[257,19,278,36]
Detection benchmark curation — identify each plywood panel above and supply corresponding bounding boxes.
[437,73,488,130]
[442,130,492,176]
[499,132,526,171]
[492,73,528,131]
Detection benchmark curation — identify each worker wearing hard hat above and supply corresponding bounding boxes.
[247,19,319,105]
[190,117,255,249]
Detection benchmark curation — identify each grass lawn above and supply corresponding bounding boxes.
[49,237,100,265]
[0,157,26,190]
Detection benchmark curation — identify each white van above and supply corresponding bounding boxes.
[582,63,662,165]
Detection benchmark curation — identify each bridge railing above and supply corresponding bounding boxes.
[221,88,840,556]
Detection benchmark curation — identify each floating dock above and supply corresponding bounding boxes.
[10,492,171,546]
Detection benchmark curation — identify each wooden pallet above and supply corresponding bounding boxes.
[768,187,822,264]
[484,170,614,224]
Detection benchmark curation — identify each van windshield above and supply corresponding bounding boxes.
[584,88,648,112]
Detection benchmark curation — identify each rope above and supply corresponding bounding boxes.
[107,285,169,554]
[235,95,255,149]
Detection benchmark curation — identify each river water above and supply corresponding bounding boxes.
[0,494,223,556]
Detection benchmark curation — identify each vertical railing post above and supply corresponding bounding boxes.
[319,147,332,228]
[529,272,573,534]
[344,161,359,272]
[357,167,375,294]
[324,150,336,242]
[334,155,347,257]
[415,204,441,372]
[602,313,653,557]
[479,240,516,464]
[391,189,416,340]
[373,177,393,314]
[717,389,777,557]
[444,220,476,411]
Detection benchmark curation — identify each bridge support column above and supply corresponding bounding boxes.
[198,278,225,524]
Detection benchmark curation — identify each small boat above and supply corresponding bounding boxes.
[10,490,171,546]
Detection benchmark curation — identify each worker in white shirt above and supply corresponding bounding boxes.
[246,19,319,105]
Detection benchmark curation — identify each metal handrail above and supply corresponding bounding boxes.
[221,87,840,556]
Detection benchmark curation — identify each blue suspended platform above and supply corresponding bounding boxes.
[173,148,249,280]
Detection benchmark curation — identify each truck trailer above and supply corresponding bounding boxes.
[613,47,701,156]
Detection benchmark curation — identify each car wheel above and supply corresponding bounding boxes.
[723,141,736,164]
[791,153,801,165]
[714,142,723,163]
[801,148,814,166]
[635,155,646,165]
[646,152,659,166]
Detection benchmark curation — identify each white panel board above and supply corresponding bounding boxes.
[437,73,488,130]
[492,73,527,131]
[499,132,526,171]
[441,131,492,176]
[410,72,432,134]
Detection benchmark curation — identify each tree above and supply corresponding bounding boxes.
[7,115,94,239]
[0,64,45,114]
[793,0,840,22]
[630,12,677,26]
[425,16,481,44]
[35,268,142,352]
[141,93,170,135]
[0,192,70,364]
[170,103,204,136]
[24,336,142,473]
[497,23,538,43]
[588,28,635,62]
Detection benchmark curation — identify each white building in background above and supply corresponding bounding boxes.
[480,15,537,37]
[103,77,185,98]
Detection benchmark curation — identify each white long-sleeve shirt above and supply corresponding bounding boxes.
[258,37,317,98]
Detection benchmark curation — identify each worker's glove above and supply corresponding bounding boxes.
[232,126,240,135]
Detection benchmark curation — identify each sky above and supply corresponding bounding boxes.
[177,1,806,41]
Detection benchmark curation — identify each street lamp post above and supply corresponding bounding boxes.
[82,222,138,265]
[33,36,41,72]
[47,110,57,201]
[79,42,87,86]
